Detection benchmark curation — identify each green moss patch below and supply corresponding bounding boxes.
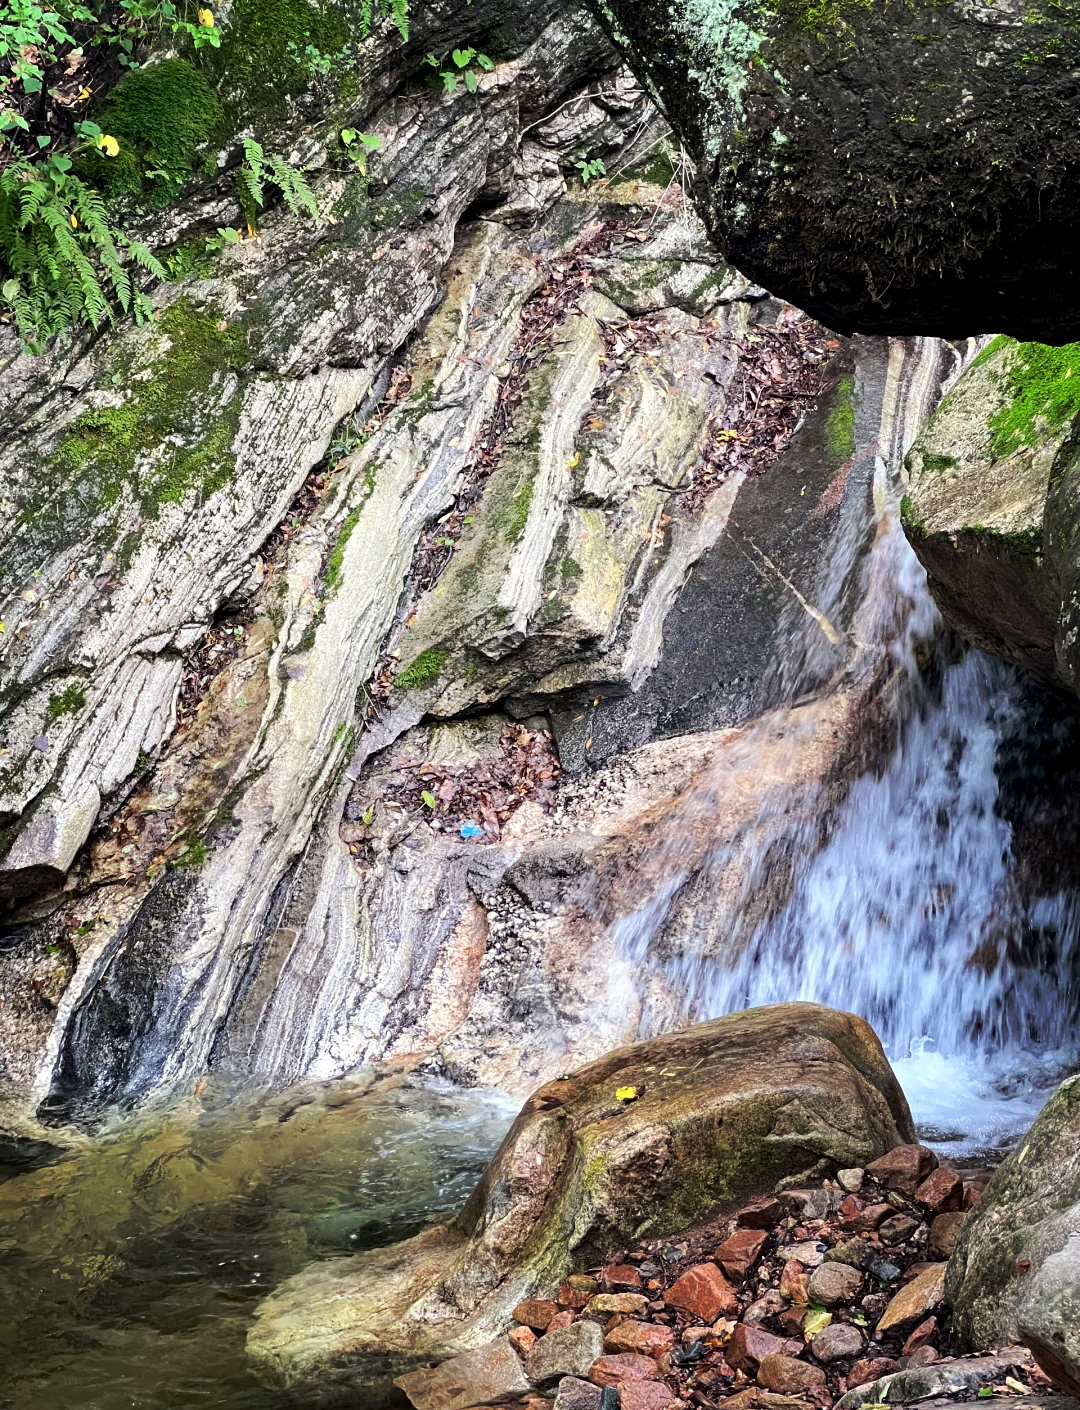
[46,683,87,720]
[54,300,250,522]
[323,505,362,597]
[395,648,447,690]
[207,0,351,109]
[989,339,1080,460]
[91,59,224,208]
[826,375,855,463]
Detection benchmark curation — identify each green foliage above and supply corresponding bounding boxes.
[394,648,447,690]
[173,836,208,867]
[206,0,350,106]
[826,375,856,462]
[237,136,318,230]
[424,45,494,93]
[576,156,607,185]
[90,58,224,207]
[0,149,164,348]
[323,504,362,596]
[361,0,409,42]
[340,128,382,177]
[988,339,1080,459]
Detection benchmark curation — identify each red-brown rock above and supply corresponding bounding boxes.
[962,1182,983,1211]
[738,1197,785,1228]
[866,1144,938,1196]
[588,1353,662,1387]
[876,1263,947,1334]
[603,1263,642,1291]
[845,1202,892,1233]
[779,1260,810,1305]
[779,1307,809,1336]
[907,1346,939,1368]
[603,1321,675,1359]
[513,1299,559,1330]
[717,1228,770,1278]
[915,1166,964,1213]
[727,1323,803,1376]
[558,1277,597,1309]
[757,1354,827,1394]
[848,1357,897,1388]
[547,1310,576,1333]
[929,1210,966,1257]
[508,1325,537,1354]
[619,1383,680,1410]
[902,1317,938,1354]
[666,1263,739,1322]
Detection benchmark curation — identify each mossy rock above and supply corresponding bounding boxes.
[946,1073,1080,1391]
[587,0,1080,339]
[248,1003,913,1406]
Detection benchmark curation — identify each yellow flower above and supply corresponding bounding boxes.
[70,214,78,228]
[97,133,119,157]
[198,7,214,25]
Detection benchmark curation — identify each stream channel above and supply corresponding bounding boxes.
[2,368,1079,1409]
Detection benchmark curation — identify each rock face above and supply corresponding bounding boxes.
[587,0,1080,341]
[247,1002,914,1404]
[902,336,1080,695]
[946,1073,1080,1392]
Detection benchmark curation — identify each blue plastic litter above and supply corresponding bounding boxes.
[460,821,483,839]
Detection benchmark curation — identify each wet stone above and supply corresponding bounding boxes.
[667,1262,739,1322]
[757,1353,828,1394]
[717,1227,770,1277]
[866,1145,938,1197]
[812,1323,864,1362]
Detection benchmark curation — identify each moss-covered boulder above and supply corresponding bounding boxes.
[587,0,1080,340]
[247,1002,913,1404]
[946,1074,1080,1394]
[901,336,1080,695]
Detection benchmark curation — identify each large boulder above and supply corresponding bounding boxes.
[248,1002,913,1404]
[586,0,1080,340]
[902,336,1080,697]
[946,1073,1080,1394]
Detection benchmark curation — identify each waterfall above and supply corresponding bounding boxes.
[610,339,1080,1160]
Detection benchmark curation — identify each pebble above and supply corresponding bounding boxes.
[508,1325,536,1354]
[807,1261,863,1307]
[865,1145,938,1197]
[619,1382,681,1410]
[915,1167,964,1214]
[603,1262,642,1291]
[902,1317,938,1355]
[826,1238,868,1268]
[525,1320,604,1383]
[906,1345,940,1368]
[812,1322,864,1362]
[588,1353,662,1387]
[838,1168,865,1193]
[776,1240,828,1267]
[738,1197,785,1228]
[876,1263,947,1334]
[878,1214,920,1245]
[512,1299,560,1330]
[554,1377,601,1410]
[929,1211,965,1256]
[848,1356,898,1388]
[779,1259,810,1305]
[757,1352,827,1393]
[727,1323,803,1375]
[716,1227,770,1277]
[667,1262,739,1323]
[586,1294,649,1316]
[603,1320,675,1359]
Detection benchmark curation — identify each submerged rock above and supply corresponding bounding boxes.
[247,1002,913,1404]
[947,1073,1080,1394]
[587,0,1080,341]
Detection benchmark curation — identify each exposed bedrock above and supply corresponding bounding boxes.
[246,1002,914,1406]
[901,336,1080,714]
[586,0,1080,341]
[947,1073,1080,1397]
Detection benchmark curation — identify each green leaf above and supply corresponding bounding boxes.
[803,1309,832,1337]
[37,134,52,148]
[420,789,437,809]
[341,128,357,145]
[217,226,241,243]
[2,278,20,301]
[358,133,382,151]
[452,47,475,68]
[977,1390,994,1400]
[477,53,495,70]
[464,70,478,93]
[441,70,457,93]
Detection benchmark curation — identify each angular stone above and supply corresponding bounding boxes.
[728,1324,803,1376]
[723,1393,817,1410]
[847,1357,897,1388]
[808,1262,863,1307]
[777,1241,828,1267]
[833,1354,1035,1410]
[878,1214,920,1245]
[513,1299,560,1331]
[779,1308,809,1336]
[811,1323,863,1362]
[717,1227,770,1277]
[866,1145,938,1197]
[929,1211,965,1257]
[667,1262,739,1322]
[838,1169,865,1194]
[844,1203,892,1234]
[559,1278,598,1309]
[548,1310,576,1333]
[620,1384,680,1410]
[508,1325,537,1355]
[744,1291,787,1325]
[603,1321,675,1359]
[757,1354,827,1394]
[782,1189,842,1221]
[526,1320,604,1384]
[906,1346,939,1368]
[876,1264,947,1334]
[586,1293,650,1316]
[395,1336,531,1410]
[588,1353,662,1386]
[916,1167,964,1214]
[1018,1231,1080,1396]
[554,1377,602,1410]
[603,1263,642,1291]
[780,1260,810,1305]
[739,1197,785,1229]
[827,1239,869,1269]
[902,1317,938,1355]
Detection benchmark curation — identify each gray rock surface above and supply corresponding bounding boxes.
[947,1074,1080,1391]
[525,1319,604,1382]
